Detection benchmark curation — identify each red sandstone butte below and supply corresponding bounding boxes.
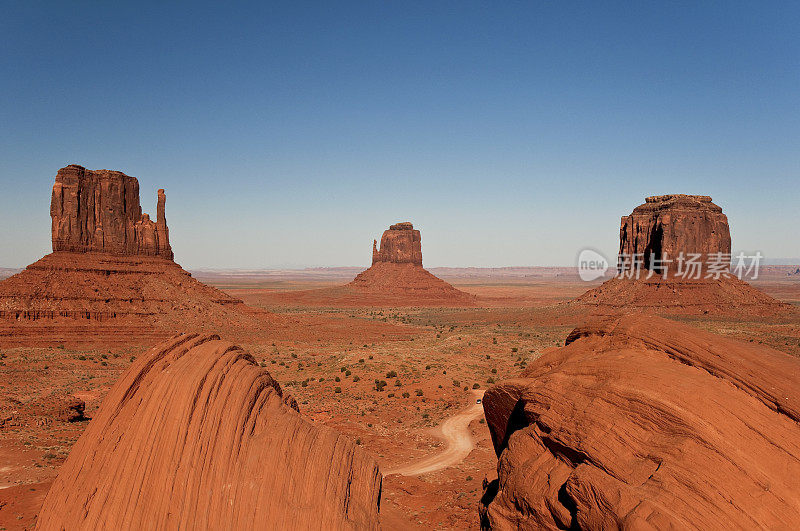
[480,314,800,530]
[372,222,423,265]
[619,194,730,272]
[348,222,475,304]
[0,165,261,346]
[36,333,382,530]
[576,194,789,315]
[51,164,173,259]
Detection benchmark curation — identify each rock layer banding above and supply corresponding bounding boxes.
[36,333,382,530]
[51,164,173,259]
[480,314,800,529]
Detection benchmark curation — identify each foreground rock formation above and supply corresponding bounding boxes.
[480,314,800,529]
[347,222,475,304]
[37,333,382,530]
[577,195,788,315]
[0,165,260,346]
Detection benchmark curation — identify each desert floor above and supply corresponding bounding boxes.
[2,268,799,530]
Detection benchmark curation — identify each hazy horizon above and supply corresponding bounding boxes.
[2,2,798,269]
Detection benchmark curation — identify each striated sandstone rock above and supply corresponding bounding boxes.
[51,164,173,259]
[37,333,382,530]
[480,314,800,530]
[619,194,730,274]
[372,222,423,265]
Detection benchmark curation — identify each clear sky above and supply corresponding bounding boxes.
[1,1,798,269]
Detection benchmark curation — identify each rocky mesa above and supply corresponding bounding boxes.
[347,222,475,304]
[576,194,789,315]
[480,314,800,529]
[0,165,262,346]
[51,164,173,259]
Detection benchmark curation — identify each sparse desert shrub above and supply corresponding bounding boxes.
[422,413,429,419]
[335,376,341,382]
[340,366,346,372]
[386,370,397,378]
[487,377,495,384]
[491,368,497,374]
[387,393,395,398]
[291,353,298,358]
[511,347,518,353]
[425,365,431,370]
[318,377,325,382]
[359,358,365,363]
[375,380,387,391]
[369,355,374,360]
[345,370,352,377]
[78,355,86,361]
[353,375,360,382]
[402,392,410,398]
[492,337,497,344]
[453,380,460,387]
[415,389,423,396]
[301,380,308,387]
[394,380,401,387]
[466,476,473,481]
[334,387,342,394]
[472,383,480,389]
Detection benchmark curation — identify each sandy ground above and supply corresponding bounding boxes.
[1,267,799,530]
[387,390,485,476]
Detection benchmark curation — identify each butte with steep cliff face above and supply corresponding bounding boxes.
[0,165,261,346]
[576,194,788,315]
[346,222,475,304]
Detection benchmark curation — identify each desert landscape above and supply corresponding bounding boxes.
[1,167,799,529]
[2,3,798,530]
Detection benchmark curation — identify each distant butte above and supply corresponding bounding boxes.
[347,222,475,304]
[0,165,266,346]
[51,165,173,259]
[576,194,790,316]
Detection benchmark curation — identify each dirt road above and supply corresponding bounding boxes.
[386,390,485,476]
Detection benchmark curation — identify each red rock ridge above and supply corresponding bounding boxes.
[51,164,173,259]
[480,314,800,529]
[36,333,382,530]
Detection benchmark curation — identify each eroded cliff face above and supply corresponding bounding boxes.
[36,333,383,530]
[50,164,173,259]
[372,222,423,265]
[479,315,800,530]
[619,194,730,273]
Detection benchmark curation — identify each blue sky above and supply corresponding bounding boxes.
[1,1,798,268]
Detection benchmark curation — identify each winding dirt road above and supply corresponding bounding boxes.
[386,390,485,476]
